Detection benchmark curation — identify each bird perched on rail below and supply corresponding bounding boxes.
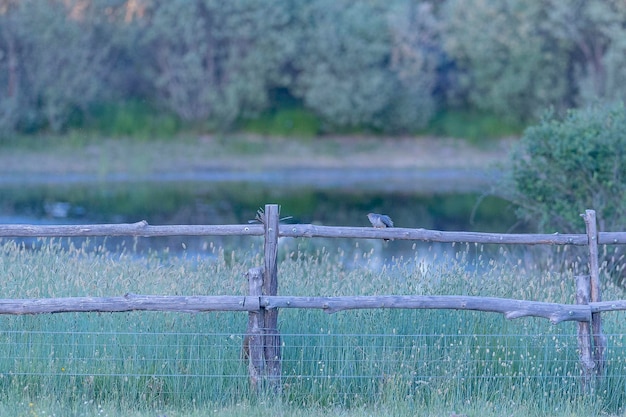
[367,212,393,228]
[367,213,394,241]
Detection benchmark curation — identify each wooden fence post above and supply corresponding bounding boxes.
[244,267,265,391]
[575,274,595,391]
[263,204,281,392]
[582,209,607,375]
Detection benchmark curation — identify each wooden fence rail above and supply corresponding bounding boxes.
[0,293,593,322]
[3,220,626,245]
[0,205,619,392]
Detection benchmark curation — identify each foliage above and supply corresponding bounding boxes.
[425,110,523,142]
[240,107,321,137]
[137,0,290,128]
[442,0,570,124]
[293,0,440,133]
[86,100,180,138]
[544,0,626,105]
[290,0,393,130]
[384,2,440,131]
[2,0,626,136]
[289,0,438,133]
[501,101,626,233]
[0,0,117,133]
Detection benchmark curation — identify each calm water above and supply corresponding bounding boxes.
[0,169,522,262]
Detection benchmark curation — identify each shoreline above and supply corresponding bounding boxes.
[2,135,514,179]
[0,166,499,193]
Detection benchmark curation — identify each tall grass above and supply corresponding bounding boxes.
[0,239,625,416]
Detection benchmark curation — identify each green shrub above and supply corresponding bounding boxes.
[426,109,523,142]
[86,101,180,139]
[500,101,626,233]
[241,107,321,138]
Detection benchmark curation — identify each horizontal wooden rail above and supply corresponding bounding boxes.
[0,293,602,324]
[280,224,590,245]
[262,295,591,324]
[0,293,260,314]
[591,300,626,313]
[0,221,264,237]
[3,221,626,245]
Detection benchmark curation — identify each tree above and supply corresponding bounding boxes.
[0,1,22,134]
[442,0,570,124]
[384,1,439,131]
[544,0,626,105]
[291,0,394,130]
[500,101,626,233]
[139,0,290,127]
[0,0,116,133]
[290,0,439,132]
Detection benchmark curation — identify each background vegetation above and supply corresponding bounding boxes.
[1,0,626,137]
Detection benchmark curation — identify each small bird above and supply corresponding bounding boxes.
[367,213,394,241]
[367,213,394,228]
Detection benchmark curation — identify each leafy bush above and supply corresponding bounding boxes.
[241,107,321,137]
[382,2,440,132]
[87,100,180,139]
[545,1,626,105]
[290,0,394,130]
[426,109,523,142]
[501,101,626,233]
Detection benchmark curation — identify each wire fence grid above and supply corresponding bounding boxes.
[2,327,625,404]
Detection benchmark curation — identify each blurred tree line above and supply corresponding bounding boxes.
[1,0,626,136]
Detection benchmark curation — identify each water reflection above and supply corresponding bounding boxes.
[0,176,522,266]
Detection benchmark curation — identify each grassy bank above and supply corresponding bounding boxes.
[0,133,513,178]
[1,239,626,416]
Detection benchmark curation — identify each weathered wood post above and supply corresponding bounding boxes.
[244,267,265,391]
[582,209,606,375]
[262,204,281,391]
[575,274,595,391]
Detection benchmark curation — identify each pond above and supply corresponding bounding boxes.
[0,168,523,263]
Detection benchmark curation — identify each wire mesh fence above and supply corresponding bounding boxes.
[2,325,625,406]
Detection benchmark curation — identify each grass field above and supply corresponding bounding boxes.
[0,133,513,178]
[0,239,625,416]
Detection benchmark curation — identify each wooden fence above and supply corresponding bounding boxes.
[0,204,622,391]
